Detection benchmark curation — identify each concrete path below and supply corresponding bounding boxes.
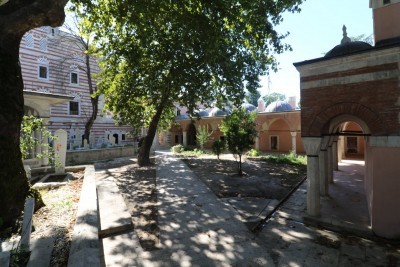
[99,152,400,266]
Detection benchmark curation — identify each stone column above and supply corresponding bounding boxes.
[35,130,42,161]
[290,131,297,153]
[319,136,330,196]
[255,136,260,150]
[182,131,188,146]
[332,137,339,171]
[302,137,322,217]
[327,140,334,184]
[337,136,344,162]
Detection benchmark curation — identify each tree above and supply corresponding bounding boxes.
[220,108,257,175]
[0,0,69,229]
[196,125,212,150]
[76,0,303,166]
[212,139,226,160]
[245,90,261,106]
[263,92,286,107]
[59,12,101,145]
[351,34,373,45]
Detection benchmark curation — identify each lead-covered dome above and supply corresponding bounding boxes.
[195,109,209,117]
[325,41,372,58]
[241,103,257,112]
[265,100,293,112]
[209,107,230,117]
[325,25,372,58]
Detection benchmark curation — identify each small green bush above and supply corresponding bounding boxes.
[212,139,226,159]
[246,149,260,157]
[171,144,185,153]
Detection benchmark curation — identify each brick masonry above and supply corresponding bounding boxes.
[296,47,400,137]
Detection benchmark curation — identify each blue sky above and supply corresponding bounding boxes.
[258,0,374,101]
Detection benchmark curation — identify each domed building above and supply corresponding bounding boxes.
[241,103,257,112]
[209,107,231,117]
[165,100,303,155]
[196,109,209,117]
[294,1,400,239]
[265,100,294,113]
[325,25,372,58]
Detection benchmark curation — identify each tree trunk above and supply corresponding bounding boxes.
[238,154,243,176]
[0,38,30,228]
[0,0,68,229]
[83,52,98,144]
[84,95,99,144]
[137,103,165,166]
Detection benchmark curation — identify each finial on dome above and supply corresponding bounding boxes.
[341,25,351,44]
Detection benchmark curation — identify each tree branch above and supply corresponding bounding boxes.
[0,0,69,38]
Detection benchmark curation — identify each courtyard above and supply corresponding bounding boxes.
[96,151,400,266]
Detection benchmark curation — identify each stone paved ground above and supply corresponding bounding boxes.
[100,152,400,266]
[257,184,400,266]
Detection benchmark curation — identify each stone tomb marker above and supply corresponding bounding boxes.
[21,198,35,250]
[54,129,67,174]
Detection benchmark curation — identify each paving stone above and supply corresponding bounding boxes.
[27,237,55,267]
[0,252,10,267]
[102,230,143,267]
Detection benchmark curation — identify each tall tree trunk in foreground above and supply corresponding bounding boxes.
[137,103,165,166]
[0,0,68,228]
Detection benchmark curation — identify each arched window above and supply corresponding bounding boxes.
[69,93,81,116]
[37,57,49,80]
[39,37,48,51]
[25,33,34,48]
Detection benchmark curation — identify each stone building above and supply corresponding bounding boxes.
[20,26,133,165]
[294,0,400,238]
[163,100,305,155]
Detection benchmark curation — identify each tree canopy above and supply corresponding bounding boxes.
[245,90,261,107]
[262,92,287,107]
[74,0,303,165]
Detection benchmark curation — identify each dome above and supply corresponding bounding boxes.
[209,107,230,117]
[241,103,257,112]
[196,109,209,117]
[175,114,189,120]
[325,41,372,58]
[265,100,293,112]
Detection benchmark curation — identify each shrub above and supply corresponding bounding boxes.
[212,139,226,159]
[171,144,185,153]
[261,151,306,166]
[247,149,260,157]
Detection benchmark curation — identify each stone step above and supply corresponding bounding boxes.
[97,178,133,238]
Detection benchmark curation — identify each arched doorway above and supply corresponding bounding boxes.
[113,133,119,145]
[320,118,370,230]
[187,123,196,147]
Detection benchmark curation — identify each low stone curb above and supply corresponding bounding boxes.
[67,165,100,267]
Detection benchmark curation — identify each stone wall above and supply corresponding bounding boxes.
[66,146,135,165]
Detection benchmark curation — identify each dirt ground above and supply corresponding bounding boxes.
[31,171,84,267]
[181,155,307,200]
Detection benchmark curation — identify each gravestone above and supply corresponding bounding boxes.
[21,198,35,250]
[54,129,67,174]
[110,136,116,146]
[83,139,89,149]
